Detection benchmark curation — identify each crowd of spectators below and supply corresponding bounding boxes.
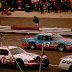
[0,0,72,14]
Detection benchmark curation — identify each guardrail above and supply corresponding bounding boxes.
[0,26,72,36]
[39,28,71,32]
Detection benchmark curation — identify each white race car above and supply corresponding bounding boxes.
[59,55,72,72]
[0,46,50,69]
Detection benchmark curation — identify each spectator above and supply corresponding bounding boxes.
[50,0,54,12]
[1,0,8,11]
[54,1,58,13]
[63,0,68,12]
[8,0,16,11]
[40,2,44,14]
[70,1,72,13]
[0,0,72,13]
[36,2,39,11]
[59,0,63,13]
[31,1,35,11]
[47,1,50,13]
[0,2,2,11]
[33,16,39,29]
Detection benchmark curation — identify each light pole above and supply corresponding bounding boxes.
[39,36,45,72]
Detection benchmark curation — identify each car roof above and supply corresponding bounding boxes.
[0,46,18,50]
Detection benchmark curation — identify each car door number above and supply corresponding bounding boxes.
[1,56,6,64]
[44,42,50,47]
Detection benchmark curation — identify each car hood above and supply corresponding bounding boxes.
[58,37,72,45]
[14,52,40,60]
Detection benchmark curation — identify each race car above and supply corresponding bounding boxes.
[59,55,72,72]
[0,46,50,69]
[22,33,72,52]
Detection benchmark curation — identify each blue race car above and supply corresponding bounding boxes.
[22,33,72,52]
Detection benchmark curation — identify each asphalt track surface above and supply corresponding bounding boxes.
[0,34,72,72]
[0,17,72,28]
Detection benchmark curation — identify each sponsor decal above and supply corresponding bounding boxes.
[1,57,6,64]
[44,42,50,47]
[62,60,72,64]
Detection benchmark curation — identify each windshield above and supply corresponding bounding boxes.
[53,34,63,39]
[10,48,27,55]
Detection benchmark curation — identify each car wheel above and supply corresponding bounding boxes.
[69,65,72,72]
[29,42,36,49]
[34,56,40,62]
[15,58,24,69]
[57,44,66,52]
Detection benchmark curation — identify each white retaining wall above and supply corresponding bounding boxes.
[0,26,11,30]
[0,26,71,35]
[39,28,71,32]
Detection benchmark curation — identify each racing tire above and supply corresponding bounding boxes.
[15,58,24,69]
[34,56,40,62]
[57,44,66,52]
[69,65,72,72]
[29,42,36,50]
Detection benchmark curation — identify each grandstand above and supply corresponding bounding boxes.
[0,0,72,13]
